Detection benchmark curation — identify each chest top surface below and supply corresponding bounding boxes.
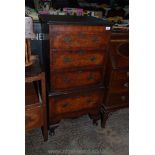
[39,15,111,26]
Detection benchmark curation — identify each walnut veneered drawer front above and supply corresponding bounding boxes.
[50,49,106,70]
[50,33,109,50]
[25,104,43,131]
[49,91,103,117]
[105,92,129,108]
[50,69,104,91]
[49,25,110,50]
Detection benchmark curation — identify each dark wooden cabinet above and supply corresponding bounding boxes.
[39,15,111,130]
[50,68,104,91]
[101,32,129,128]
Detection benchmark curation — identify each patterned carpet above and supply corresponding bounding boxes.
[25,108,129,155]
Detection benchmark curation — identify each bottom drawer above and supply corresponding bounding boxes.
[25,104,43,130]
[105,92,129,108]
[49,91,103,118]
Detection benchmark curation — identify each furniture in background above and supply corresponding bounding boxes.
[39,15,111,133]
[101,32,129,127]
[25,58,48,141]
[25,16,36,67]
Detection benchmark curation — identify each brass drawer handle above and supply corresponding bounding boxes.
[123,82,128,88]
[92,36,98,42]
[87,99,91,103]
[63,57,72,63]
[87,99,94,104]
[62,103,69,108]
[64,37,72,43]
[121,95,126,101]
[78,70,82,74]
[87,75,94,81]
[90,56,96,62]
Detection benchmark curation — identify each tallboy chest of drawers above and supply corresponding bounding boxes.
[39,15,111,130]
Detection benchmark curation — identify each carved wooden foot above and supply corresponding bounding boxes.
[89,113,100,126]
[49,125,59,136]
[93,119,98,126]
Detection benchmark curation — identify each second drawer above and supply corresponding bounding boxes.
[50,69,104,91]
[50,49,106,70]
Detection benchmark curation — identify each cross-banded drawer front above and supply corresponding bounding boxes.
[50,33,109,50]
[25,104,43,130]
[50,49,106,70]
[50,69,103,91]
[49,91,103,116]
[50,25,110,50]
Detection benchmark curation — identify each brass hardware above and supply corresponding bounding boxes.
[90,56,96,62]
[62,103,69,108]
[92,36,98,42]
[63,57,72,63]
[121,96,126,101]
[87,75,94,81]
[64,37,72,43]
[123,82,128,87]
[87,99,93,103]
[87,99,91,103]
[78,71,82,73]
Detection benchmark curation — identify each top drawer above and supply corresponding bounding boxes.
[49,25,111,50]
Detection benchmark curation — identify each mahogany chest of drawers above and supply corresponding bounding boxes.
[39,15,111,128]
[101,32,129,127]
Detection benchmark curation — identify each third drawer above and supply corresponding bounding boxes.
[50,69,104,91]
